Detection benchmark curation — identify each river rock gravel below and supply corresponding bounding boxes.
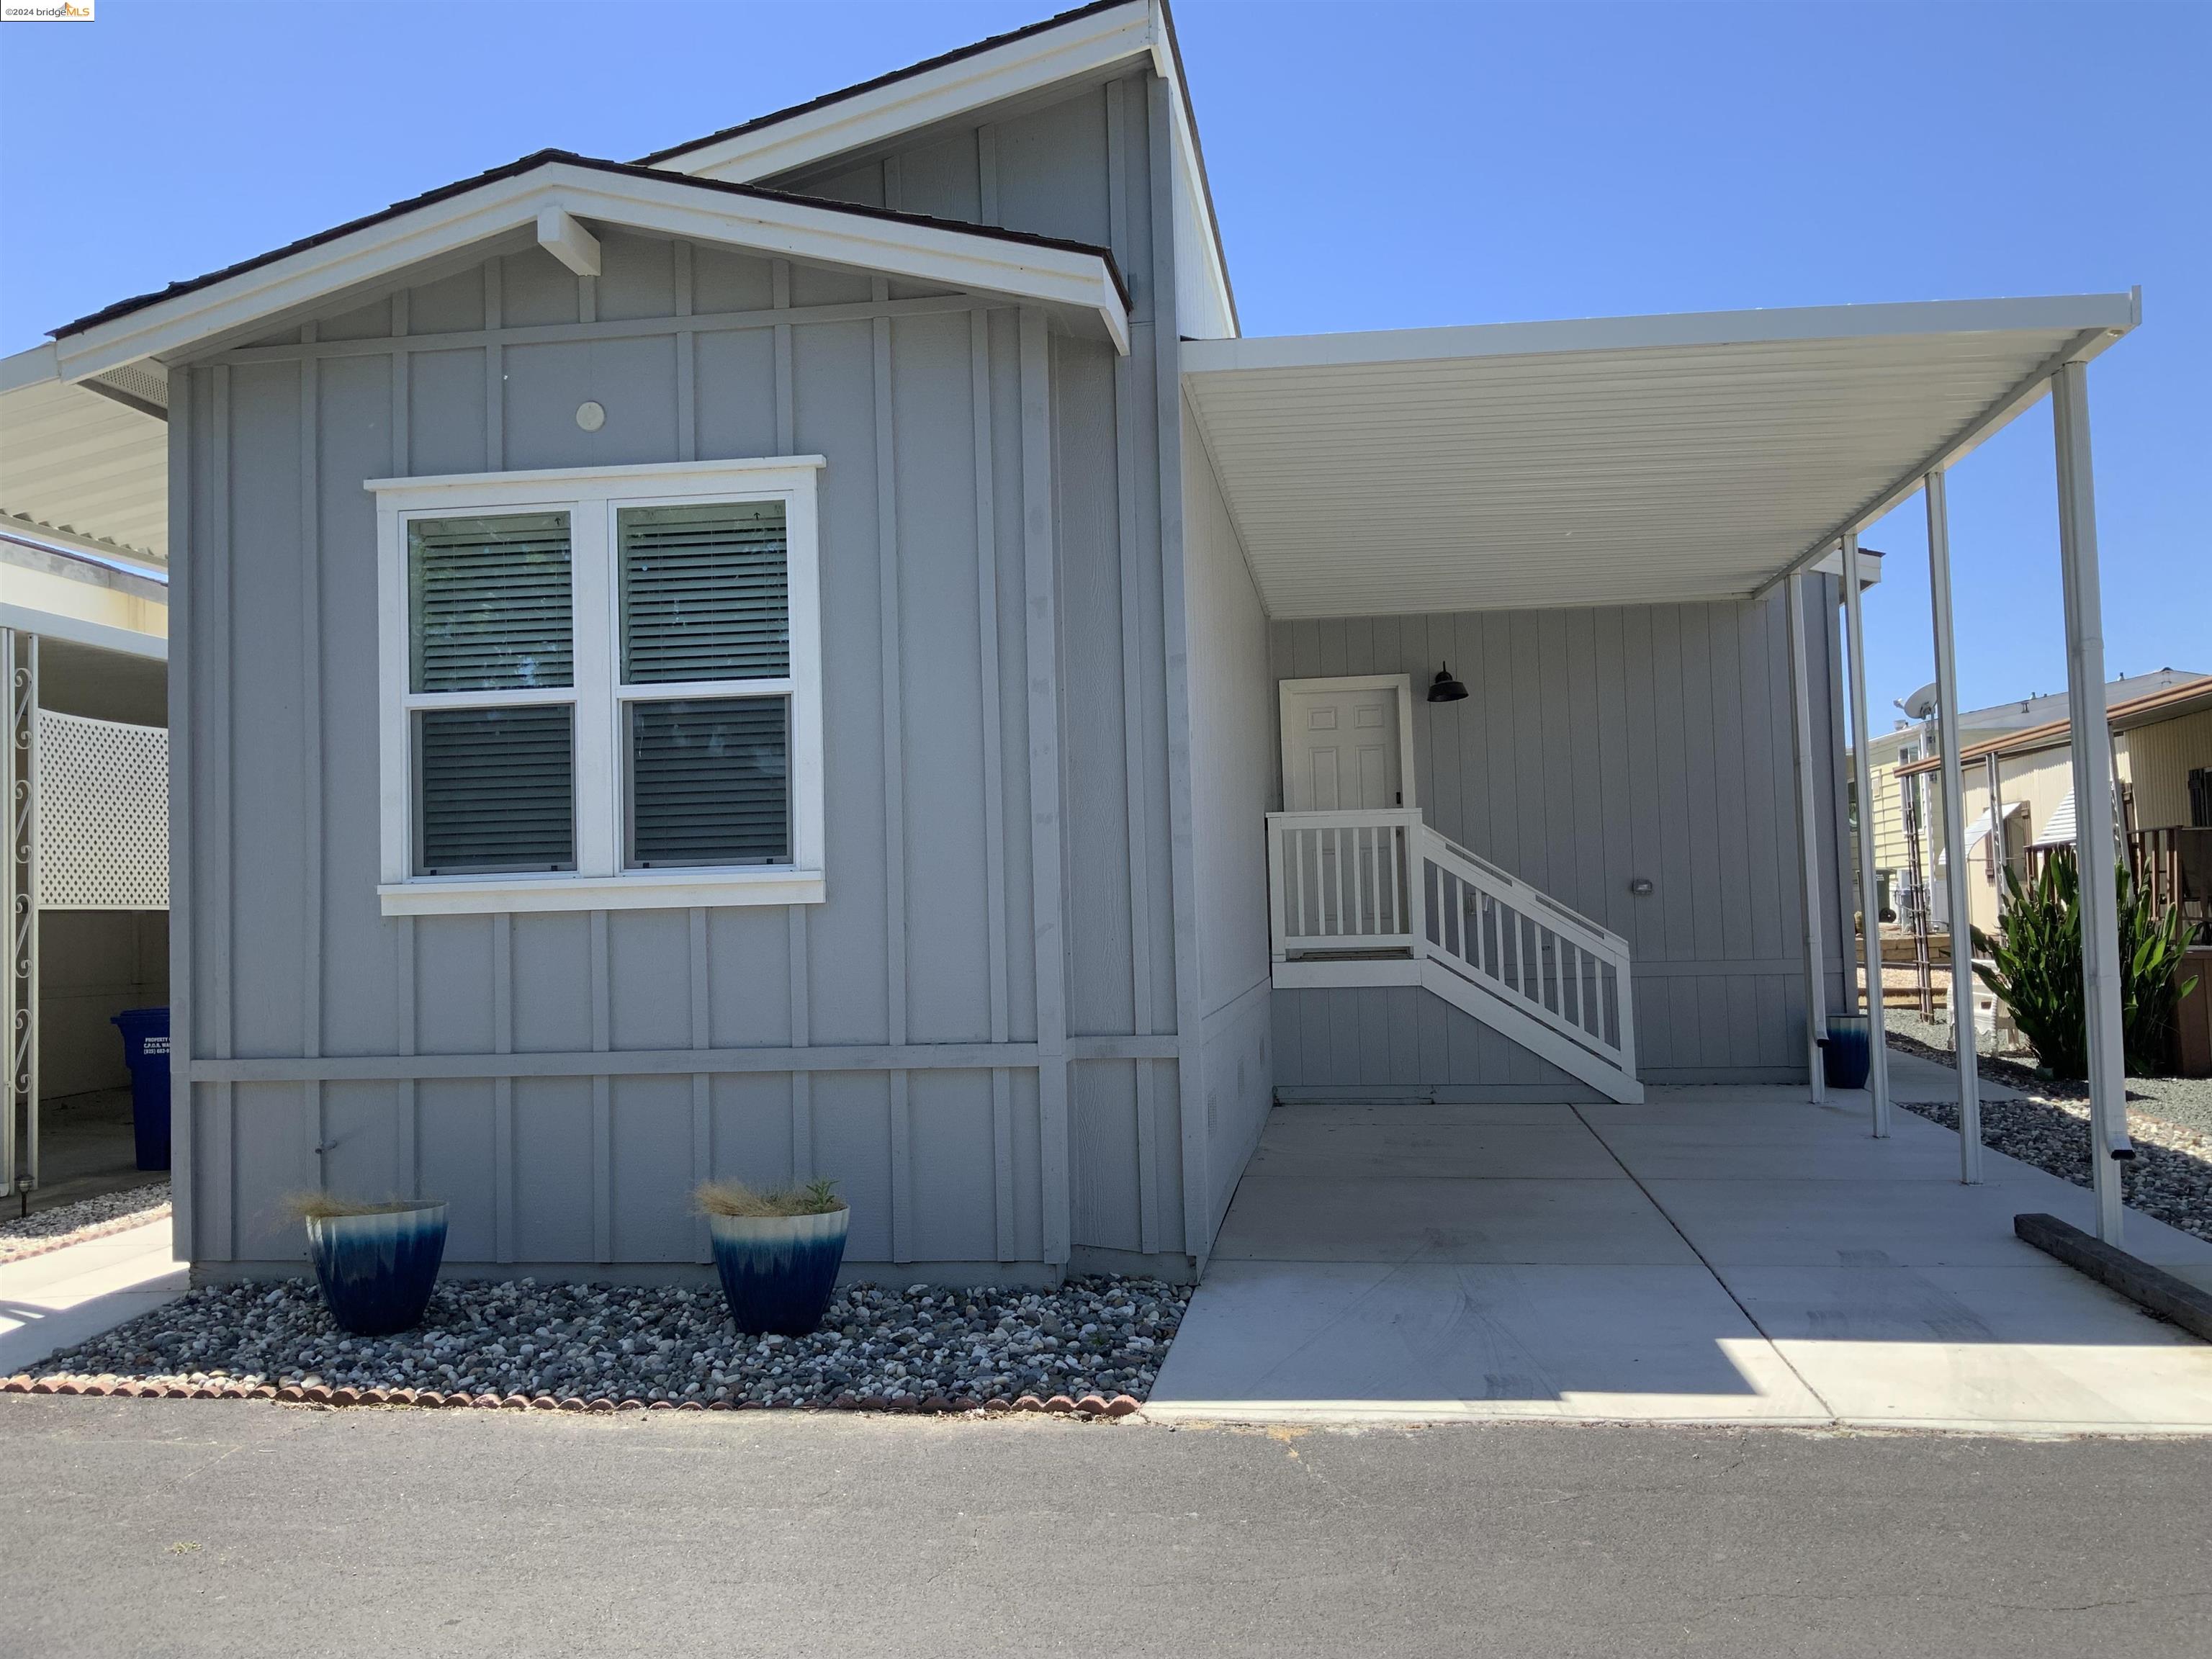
[1884,1028,2212,1243]
[0,1182,171,1264]
[24,1275,1190,1409]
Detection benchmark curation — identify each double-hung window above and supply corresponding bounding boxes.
[369,458,824,914]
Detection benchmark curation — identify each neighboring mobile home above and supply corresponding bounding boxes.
[1899,671,2212,939]
[0,0,2147,1279]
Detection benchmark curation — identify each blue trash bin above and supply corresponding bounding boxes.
[1822,1013,1871,1092]
[110,1007,172,1171]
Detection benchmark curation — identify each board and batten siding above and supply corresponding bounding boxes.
[168,78,1196,1279]
[1269,591,1852,1089]
[764,71,1193,1265]
[1181,411,1274,1235]
[780,71,1195,1264]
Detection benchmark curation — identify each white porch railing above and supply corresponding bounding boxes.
[1267,808,1637,1078]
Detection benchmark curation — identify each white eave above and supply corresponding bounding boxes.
[48,158,1129,386]
[1182,293,2139,618]
[644,0,1238,340]
[0,343,168,562]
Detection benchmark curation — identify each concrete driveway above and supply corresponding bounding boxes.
[1148,1082,2212,1433]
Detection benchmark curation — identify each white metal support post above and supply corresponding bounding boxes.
[1786,577,1829,1102]
[1,627,14,1197]
[3,629,37,1202]
[1924,469,1982,1182]
[1840,532,1891,1136]
[2050,360,2131,1241]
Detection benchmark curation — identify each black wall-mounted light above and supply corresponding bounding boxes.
[1427,663,1469,703]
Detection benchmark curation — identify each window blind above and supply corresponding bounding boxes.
[627,698,789,868]
[415,705,576,874]
[410,513,573,693]
[619,502,788,684]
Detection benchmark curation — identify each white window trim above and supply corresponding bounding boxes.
[366,455,827,916]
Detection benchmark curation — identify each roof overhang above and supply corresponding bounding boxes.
[642,0,1237,339]
[0,347,168,561]
[49,155,1129,384]
[1182,293,2139,619]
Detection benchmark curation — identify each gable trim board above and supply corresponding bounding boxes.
[51,153,1130,383]
[639,0,1238,341]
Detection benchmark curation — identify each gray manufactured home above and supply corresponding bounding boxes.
[4,0,2146,1280]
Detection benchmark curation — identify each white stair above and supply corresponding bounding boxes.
[1267,809,1642,1104]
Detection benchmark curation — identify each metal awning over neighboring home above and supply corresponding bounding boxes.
[1180,293,2138,617]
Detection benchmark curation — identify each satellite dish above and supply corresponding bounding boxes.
[1899,682,1940,721]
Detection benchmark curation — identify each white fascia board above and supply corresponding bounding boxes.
[1811,546,1884,590]
[53,163,1128,382]
[1179,292,2140,376]
[652,0,1236,340]
[655,1,1154,181]
[0,341,60,394]
[1759,313,2136,595]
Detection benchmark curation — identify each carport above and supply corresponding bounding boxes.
[1182,291,2146,1242]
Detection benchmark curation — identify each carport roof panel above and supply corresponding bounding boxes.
[1181,295,2137,619]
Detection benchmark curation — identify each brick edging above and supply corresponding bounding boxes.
[1,1375,1143,1418]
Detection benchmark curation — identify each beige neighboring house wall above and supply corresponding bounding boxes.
[1902,673,2212,938]
[4,545,168,642]
[1851,667,2198,925]
[2130,703,2212,832]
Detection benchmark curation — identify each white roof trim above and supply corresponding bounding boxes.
[1811,545,1883,590]
[652,1,1155,180]
[53,161,1128,382]
[1181,294,2137,376]
[1181,295,2140,618]
[649,0,1236,338]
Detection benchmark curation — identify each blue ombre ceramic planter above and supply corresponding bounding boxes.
[1823,1015,1872,1090]
[305,1202,448,1336]
[709,1208,850,1336]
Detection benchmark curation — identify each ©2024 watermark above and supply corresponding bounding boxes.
[3,0,95,18]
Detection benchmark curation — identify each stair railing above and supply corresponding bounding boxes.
[1268,808,1636,1076]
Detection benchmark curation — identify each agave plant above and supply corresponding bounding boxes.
[2119,860,2200,1074]
[1973,847,2198,1079]
[1974,854,2085,1077]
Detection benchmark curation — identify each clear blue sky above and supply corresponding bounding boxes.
[5,1,2204,725]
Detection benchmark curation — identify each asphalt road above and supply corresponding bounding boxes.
[5,1400,2208,1658]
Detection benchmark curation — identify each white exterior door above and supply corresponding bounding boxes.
[1282,682,1406,811]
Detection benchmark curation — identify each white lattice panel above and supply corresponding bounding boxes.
[34,710,169,909]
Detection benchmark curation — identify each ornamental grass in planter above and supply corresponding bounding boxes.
[285,1194,448,1337]
[695,1179,849,1336]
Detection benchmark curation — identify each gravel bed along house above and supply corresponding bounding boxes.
[1887,1009,2212,1141]
[1883,1024,2212,1243]
[0,1182,171,1264]
[9,1275,1190,1416]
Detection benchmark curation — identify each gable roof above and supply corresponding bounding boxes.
[639,0,1238,339]
[48,151,1128,381]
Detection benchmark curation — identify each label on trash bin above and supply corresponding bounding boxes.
[140,1035,170,1056]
